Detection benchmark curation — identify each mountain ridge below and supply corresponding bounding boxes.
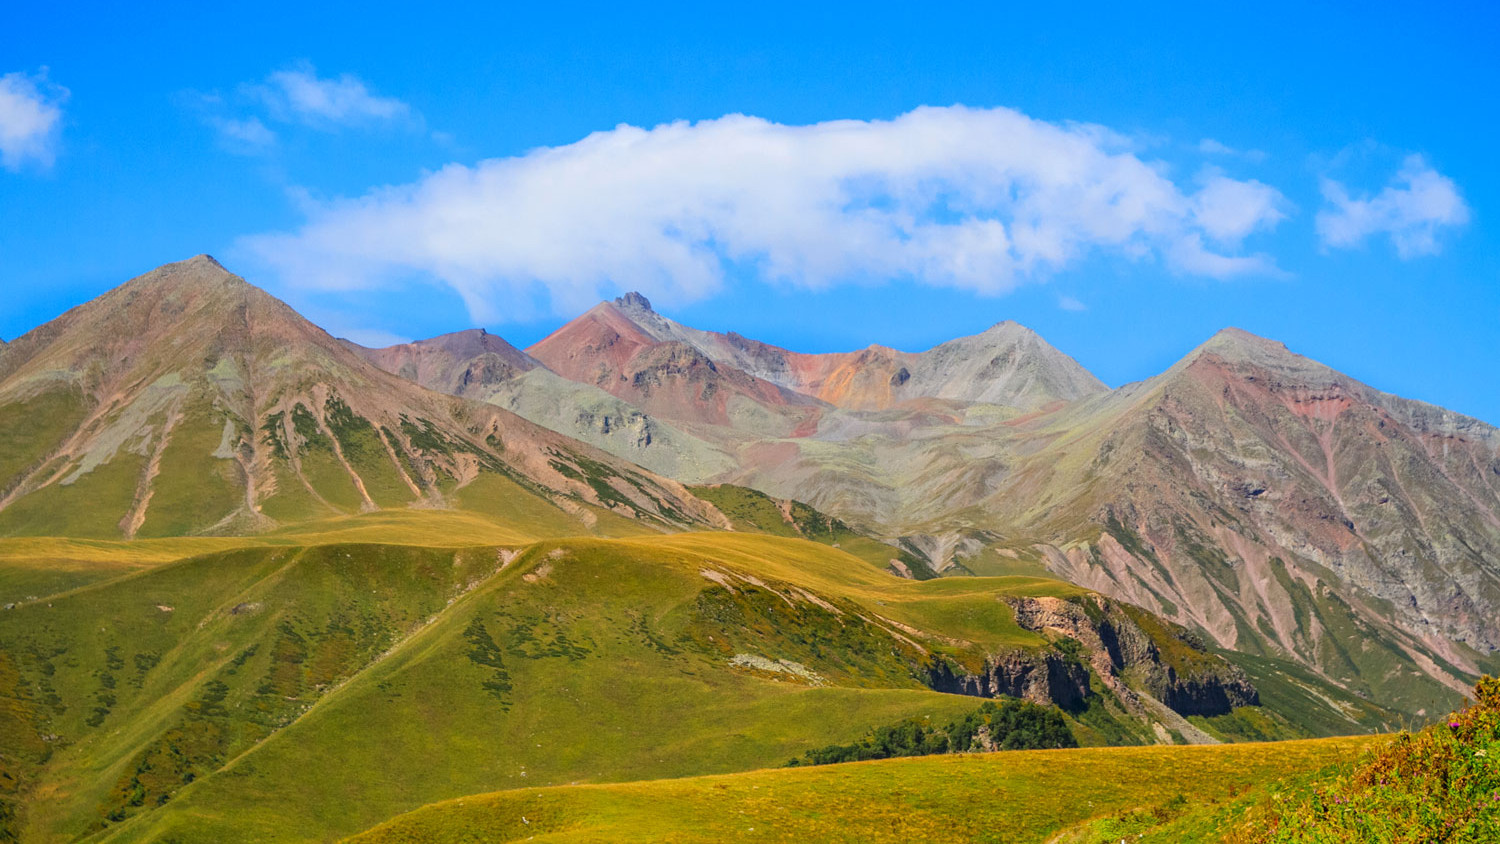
[361,289,1500,719]
[0,257,723,540]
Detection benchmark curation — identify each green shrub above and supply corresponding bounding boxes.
[1229,676,1500,843]
[787,697,1076,766]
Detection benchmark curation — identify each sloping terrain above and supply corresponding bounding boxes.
[1056,676,1500,842]
[0,257,720,540]
[353,332,738,484]
[526,296,822,436]
[371,293,1500,724]
[975,329,1500,717]
[350,329,541,397]
[344,736,1375,844]
[0,526,1382,843]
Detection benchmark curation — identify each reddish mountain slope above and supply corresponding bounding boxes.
[527,296,822,435]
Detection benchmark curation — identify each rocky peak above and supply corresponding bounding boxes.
[614,291,654,313]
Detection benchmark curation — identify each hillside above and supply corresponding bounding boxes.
[0,525,1390,843]
[0,257,1492,842]
[597,292,1107,411]
[983,328,1500,717]
[0,257,720,540]
[344,736,1375,843]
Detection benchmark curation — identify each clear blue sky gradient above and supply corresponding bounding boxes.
[3,2,1497,421]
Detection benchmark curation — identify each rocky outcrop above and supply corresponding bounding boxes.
[912,592,1256,729]
[923,650,1091,710]
[1003,595,1258,718]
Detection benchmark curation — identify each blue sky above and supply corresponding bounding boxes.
[3,1,1497,422]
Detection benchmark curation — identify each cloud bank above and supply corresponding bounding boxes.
[0,69,67,171]
[1317,156,1469,258]
[244,106,1289,321]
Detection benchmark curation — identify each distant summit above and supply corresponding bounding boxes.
[615,291,653,312]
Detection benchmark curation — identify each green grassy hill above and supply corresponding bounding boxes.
[0,521,1393,843]
[344,737,1376,844]
[689,483,938,579]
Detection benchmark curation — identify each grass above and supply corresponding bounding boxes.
[0,521,1412,843]
[135,410,243,538]
[345,737,1376,844]
[78,536,988,842]
[0,452,146,539]
[1063,677,1500,842]
[689,484,936,578]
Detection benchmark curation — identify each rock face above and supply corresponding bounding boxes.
[922,594,1256,724]
[1005,596,1259,716]
[0,257,721,539]
[924,651,1092,710]
[526,300,821,435]
[600,292,1107,412]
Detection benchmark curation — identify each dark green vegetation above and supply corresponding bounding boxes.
[787,697,1076,766]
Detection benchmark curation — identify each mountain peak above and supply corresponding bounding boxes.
[614,291,653,313]
[1194,327,1297,363]
[186,253,226,270]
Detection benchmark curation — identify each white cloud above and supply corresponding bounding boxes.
[1058,295,1087,312]
[251,63,411,128]
[241,106,1290,321]
[1192,172,1287,243]
[209,116,276,153]
[0,69,68,171]
[1317,155,1469,258]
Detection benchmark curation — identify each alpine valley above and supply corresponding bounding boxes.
[1,256,1496,842]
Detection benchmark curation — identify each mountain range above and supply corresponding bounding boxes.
[0,256,1496,841]
[356,286,1500,718]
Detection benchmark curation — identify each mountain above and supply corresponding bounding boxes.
[1,260,1484,843]
[371,293,1113,534]
[582,292,1106,412]
[526,294,823,436]
[371,299,1500,720]
[354,330,740,484]
[969,328,1500,714]
[0,257,720,539]
[350,328,541,398]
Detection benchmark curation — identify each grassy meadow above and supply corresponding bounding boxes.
[0,506,1417,843]
[345,737,1377,843]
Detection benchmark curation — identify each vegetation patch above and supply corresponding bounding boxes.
[1222,676,1500,842]
[787,697,1077,766]
[684,582,925,688]
[461,618,513,708]
[0,386,87,497]
[324,398,414,509]
[137,411,243,537]
[689,484,935,578]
